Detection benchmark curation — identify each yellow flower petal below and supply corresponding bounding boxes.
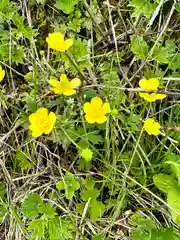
[148,78,159,90]
[83,97,110,124]
[91,97,102,107]
[70,78,81,88]
[46,32,73,52]
[28,108,56,137]
[83,102,91,113]
[144,118,161,136]
[44,112,56,134]
[46,32,65,51]
[102,102,111,113]
[49,78,59,87]
[64,39,73,50]
[36,108,48,118]
[29,112,37,124]
[0,68,5,82]
[60,74,69,83]
[96,116,107,124]
[139,78,159,90]
[155,94,167,100]
[63,89,76,96]
[139,79,148,89]
[31,127,44,138]
[85,114,96,124]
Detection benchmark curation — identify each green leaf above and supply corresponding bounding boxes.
[48,217,75,240]
[90,200,105,221]
[22,194,43,218]
[153,174,177,193]
[62,38,91,73]
[28,218,46,238]
[151,227,180,240]
[15,150,33,170]
[55,0,79,14]
[38,202,57,219]
[168,54,180,70]
[56,172,80,200]
[167,188,180,224]
[166,161,180,186]
[130,0,157,18]
[176,3,180,12]
[0,205,8,223]
[56,181,65,190]
[0,183,6,199]
[131,35,149,60]
[93,233,106,240]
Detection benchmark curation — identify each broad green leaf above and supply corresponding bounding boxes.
[168,188,180,224]
[131,35,149,60]
[166,161,180,186]
[22,194,43,218]
[55,0,79,14]
[90,200,105,221]
[153,174,177,193]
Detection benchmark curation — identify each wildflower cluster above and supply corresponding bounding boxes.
[27,32,167,138]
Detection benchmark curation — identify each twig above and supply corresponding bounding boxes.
[83,85,180,97]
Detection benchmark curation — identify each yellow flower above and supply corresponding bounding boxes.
[46,32,73,52]
[0,65,5,82]
[139,78,167,102]
[29,108,56,137]
[49,74,81,96]
[144,118,161,136]
[83,97,111,124]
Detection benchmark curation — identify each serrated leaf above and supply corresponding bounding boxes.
[22,194,43,218]
[28,218,46,237]
[38,202,57,219]
[153,174,177,193]
[168,54,180,70]
[130,0,157,18]
[131,35,149,60]
[48,217,75,240]
[55,0,79,14]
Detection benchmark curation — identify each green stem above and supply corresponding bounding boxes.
[33,47,37,107]
[64,52,86,81]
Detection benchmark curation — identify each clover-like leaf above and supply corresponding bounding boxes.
[56,171,80,200]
